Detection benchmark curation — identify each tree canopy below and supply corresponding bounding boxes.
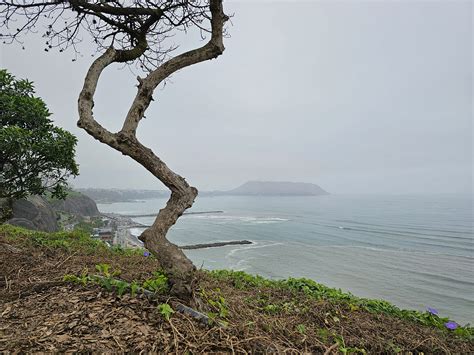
[0,69,79,200]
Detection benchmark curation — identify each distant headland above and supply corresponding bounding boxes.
[224,181,328,196]
[78,181,329,203]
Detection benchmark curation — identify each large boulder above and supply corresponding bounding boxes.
[7,196,59,232]
[5,217,37,230]
[50,193,100,217]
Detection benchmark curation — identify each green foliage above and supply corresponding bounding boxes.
[0,69,78,200]
[208,269,474,340]
[249,294,300,315]
[0,70,49,129]
[130,281,140,297]
[64,270,128,296]
[65,264,127,296]
[157,303,174,321]
[1,224,106,253]
[113,279,129,296]
[74,221,94,234]
[200,288,229,319]
[73,218,104,234]
[91,264,127,295]
[142,271,169,294]
[63,273,89,286]
[63,262,169,299]
[208,270,275,289]
[95,263,121,278]
[386,341,402,353]
[333,333,367,354]
[317,328,330,343]
[262,304,279,314]
[109,245,145,257]
[296,324,306,335]
[0,224,143,257]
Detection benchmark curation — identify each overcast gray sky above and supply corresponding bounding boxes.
[1,0,472,194]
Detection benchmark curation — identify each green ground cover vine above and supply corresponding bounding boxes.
[208,270,474,339]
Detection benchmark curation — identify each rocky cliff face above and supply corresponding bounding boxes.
[7,196,59,232]
[5,192,100,233]
[49,193,100,217]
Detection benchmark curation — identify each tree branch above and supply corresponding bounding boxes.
[120,0,227,136]
[70,0,164,17]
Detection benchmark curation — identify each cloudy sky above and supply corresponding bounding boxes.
[1,0,472,194]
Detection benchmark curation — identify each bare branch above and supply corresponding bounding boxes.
[120,0,227,135]
[0,0,219,69]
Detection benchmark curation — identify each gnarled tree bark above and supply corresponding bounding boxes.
[75,0,227,300]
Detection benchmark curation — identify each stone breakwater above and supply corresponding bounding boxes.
[101,212,251,250]
[180,240,252,250]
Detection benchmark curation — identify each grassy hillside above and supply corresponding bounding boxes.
[0,224,472,353]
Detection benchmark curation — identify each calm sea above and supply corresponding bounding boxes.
[98,194,473,324]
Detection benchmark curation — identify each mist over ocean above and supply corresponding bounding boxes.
[98,194,473,324]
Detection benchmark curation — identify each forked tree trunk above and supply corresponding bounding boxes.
[76,0,227,300]
[114,134,199,298]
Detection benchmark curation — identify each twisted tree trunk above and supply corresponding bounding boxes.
[76,0,227,300]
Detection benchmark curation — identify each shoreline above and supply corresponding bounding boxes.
[103,212,253,250]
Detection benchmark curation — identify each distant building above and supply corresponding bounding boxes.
[101,217,110,226]
[92,227,114,243]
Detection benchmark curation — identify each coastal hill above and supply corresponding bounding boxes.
[5,192,99,232]
[79,181,329,202]
[76,188,168,203]
[226,181,328,196]
[49,192,100,217]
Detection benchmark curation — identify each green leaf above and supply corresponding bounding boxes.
[157,303,174,321]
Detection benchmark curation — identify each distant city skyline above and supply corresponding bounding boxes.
[1,0,472,195]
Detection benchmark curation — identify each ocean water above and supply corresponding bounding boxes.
[98,194,474,324]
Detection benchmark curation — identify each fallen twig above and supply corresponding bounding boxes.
[0,243,22,253]
[16,281,65,299]
[323,343,339,355]
[54,251,78,269]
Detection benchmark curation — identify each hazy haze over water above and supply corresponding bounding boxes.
[0,0,472,194]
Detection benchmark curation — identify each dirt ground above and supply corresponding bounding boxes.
[1,234,473,353]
